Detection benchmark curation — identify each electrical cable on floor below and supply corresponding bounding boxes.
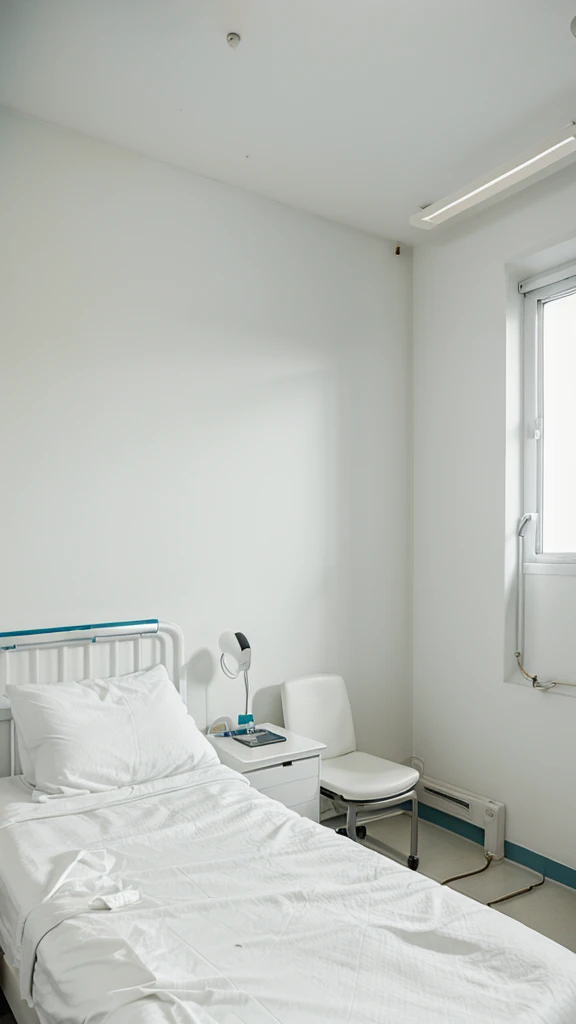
[441,852,493,886]
[487,873,546,907]
[441,851,547,907]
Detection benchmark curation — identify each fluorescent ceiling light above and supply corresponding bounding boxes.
[410,124,576,230]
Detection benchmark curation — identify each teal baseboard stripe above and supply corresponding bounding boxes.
[418,803,576,891]
[504,841,576,890]
[418,803,485,846]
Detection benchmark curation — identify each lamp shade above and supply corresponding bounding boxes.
[218,631,251,674]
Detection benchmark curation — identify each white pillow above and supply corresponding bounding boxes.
[7,664,217,795]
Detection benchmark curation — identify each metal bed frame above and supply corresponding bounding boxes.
[0,618,186,777]
[0,617,188,1024]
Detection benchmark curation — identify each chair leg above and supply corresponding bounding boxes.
[346,804,357,841]
[408,792,419,870]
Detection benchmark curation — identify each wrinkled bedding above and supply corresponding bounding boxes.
[1,766,576,1023]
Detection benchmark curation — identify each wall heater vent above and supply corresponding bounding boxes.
[416,774,505,859]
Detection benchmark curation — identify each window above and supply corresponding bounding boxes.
[523,267,576,563]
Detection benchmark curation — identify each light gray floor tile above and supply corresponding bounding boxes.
[326,810,576,953]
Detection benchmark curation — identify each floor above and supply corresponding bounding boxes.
[2,816,575,1021]
[330,811,576,954]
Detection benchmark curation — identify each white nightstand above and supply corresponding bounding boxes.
[208,723,325,821]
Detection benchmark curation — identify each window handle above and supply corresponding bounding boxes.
[530,418,542,440]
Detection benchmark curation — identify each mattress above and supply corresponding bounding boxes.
[1,766,576,1024]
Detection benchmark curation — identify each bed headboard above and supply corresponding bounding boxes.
[0,619,187,778]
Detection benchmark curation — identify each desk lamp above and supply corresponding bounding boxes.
[218,631,251,716]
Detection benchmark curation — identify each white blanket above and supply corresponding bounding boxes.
[1,766,576,1023]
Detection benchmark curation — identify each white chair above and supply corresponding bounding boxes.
[282,674,420,870]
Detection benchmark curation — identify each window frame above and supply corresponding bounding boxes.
[524,273,576,569]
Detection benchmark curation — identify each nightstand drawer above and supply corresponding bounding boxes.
[250,772,319,809]
[246,755,319,793]
[207,725,324,821]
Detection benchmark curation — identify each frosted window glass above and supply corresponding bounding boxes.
[542,291,576,552]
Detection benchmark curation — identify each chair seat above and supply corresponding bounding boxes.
[321,751,419,801]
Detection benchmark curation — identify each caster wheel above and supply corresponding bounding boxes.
[407,856,419,871]
[356,826,367,840]
[336,827,348,837]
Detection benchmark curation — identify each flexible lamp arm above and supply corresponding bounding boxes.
[243,670,249,716]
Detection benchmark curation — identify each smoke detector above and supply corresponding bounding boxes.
[227,32,241,48]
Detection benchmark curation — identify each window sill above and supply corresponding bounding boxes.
[523,562,576,576]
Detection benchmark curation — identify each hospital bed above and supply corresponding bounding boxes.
[1,620,576,1024]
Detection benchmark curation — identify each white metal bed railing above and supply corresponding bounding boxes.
[0,619,186,777]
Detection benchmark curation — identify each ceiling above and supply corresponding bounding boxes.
[1,0,576,243]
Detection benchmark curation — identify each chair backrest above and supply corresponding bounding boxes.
[281,674,356,759]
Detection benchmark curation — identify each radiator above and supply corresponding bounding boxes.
[416,774,506,859]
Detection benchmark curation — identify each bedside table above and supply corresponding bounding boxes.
[208,723,325,821]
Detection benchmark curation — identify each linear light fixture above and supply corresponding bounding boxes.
[410,124,576,230]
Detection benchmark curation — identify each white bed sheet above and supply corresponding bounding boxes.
[1,766,576,1024]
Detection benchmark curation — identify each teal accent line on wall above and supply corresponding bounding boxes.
[418,803,576,891]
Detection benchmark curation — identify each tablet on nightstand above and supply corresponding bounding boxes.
[232,729,287,748]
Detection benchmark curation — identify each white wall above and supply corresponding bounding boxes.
[0,108,413,773]
[413,167,576,868]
